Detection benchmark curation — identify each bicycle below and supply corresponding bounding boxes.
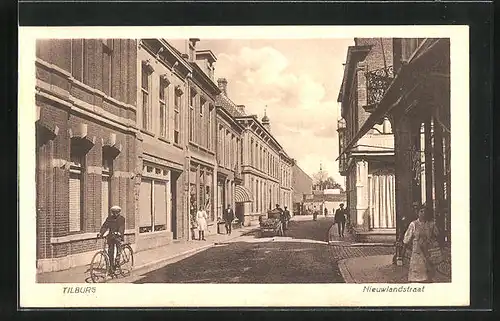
[87,234,134,283]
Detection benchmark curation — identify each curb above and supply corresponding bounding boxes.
[337,259,356,283]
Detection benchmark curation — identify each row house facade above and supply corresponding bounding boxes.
[291,160,313,215]
[135,39,192,251]
[184,39,221,238]
[215,78,294,226]
[214,79,247,224]
[35,39,139,273]
[235,112,294,225]
[337,38,397,243]
[337,38,451,268]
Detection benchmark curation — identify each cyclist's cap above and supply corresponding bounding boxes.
[110,205,122,213]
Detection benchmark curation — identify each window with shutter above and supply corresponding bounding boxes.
[69,143,85,233]
[101,154,113,224]
[101,176,110,224]
[69,172,82,232]
[139,179,152,233]
[154,181,167,231]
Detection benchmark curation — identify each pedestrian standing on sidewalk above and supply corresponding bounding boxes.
[223,204,235,235]
[403,204,440,283]
[196,206,208,241]
[283,206,291,230]
[334,203,347,237]
[324,207,328,217]
[312,205,318,221]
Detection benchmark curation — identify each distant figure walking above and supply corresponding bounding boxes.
[334,203,347,237]
[196,206,208,241]
[283,206,291,230]
[324,207,328,217]
[223,204,235,235]
[312,205,318,221]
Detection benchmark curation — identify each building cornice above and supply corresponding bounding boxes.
[140,39,192,78]
[189,62,221,97]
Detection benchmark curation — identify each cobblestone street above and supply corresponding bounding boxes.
[114,215,394,283]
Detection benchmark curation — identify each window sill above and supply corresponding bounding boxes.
[138,230,171,238]
[158,136,171,144]
[140,129,155,138]
[50,229,135,244]
[173,143,183,150]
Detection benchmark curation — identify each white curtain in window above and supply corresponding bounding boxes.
[154,181,168,227]
[101,176,110,224]
[69,172,82,232]
[139,180,152,228]
[369,173,396,229]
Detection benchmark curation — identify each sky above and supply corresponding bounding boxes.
[170,38,354,188]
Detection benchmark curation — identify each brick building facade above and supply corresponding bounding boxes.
[35,39,138,273]
[235,112,293,225]
[35,38,296,274]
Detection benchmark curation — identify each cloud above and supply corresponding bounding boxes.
[215,44,344,187]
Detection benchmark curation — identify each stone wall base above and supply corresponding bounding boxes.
[36,243,139,274]
[136,231,173,252]
[353,228,396,243]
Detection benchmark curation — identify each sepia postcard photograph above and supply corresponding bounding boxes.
[18,25,469,308]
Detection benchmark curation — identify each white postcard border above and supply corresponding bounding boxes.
[18,25,469,308]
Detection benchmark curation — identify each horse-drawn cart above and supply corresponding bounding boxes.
[259,209,283,237]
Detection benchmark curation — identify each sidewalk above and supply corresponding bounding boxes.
[338,253,452,283]
[327,222,451,283]
[37,225,258,283]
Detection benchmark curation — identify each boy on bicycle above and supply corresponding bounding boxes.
[97,205,125,274]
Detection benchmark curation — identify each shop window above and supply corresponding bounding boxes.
[139,165,170,233]
[69,141,86,233]
[205,172,213,221]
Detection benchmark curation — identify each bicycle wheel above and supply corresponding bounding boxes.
[116,244,134,277]
[89,250,109,283]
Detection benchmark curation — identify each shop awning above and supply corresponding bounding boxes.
[336,38,449,161]
[234,185,253,203]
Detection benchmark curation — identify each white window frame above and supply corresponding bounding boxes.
[139,164,171,234]
[69,144,85,234]
[141,62,153,131]
[159,76,170,138]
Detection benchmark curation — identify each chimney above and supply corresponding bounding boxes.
[236,105,246,115]
[217,78,228,96]
[188,38,200,62]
